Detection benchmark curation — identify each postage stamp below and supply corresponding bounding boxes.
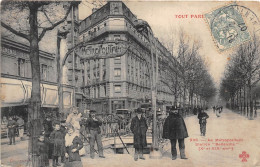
[205,3,251,52]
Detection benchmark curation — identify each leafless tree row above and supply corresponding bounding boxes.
[220,34,260,120]
[160,29,216,108]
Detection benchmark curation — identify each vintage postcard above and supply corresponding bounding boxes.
[1,0,260,167]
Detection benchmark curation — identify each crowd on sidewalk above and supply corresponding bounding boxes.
[1,115,25,145]
[35,107,105,167]
[2,106,213,166]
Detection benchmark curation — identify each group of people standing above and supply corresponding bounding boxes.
[130,107,189,161]
[37,108,105,167]
[131,106,211,161]
[3,105,214,165]
[1,116,25,145]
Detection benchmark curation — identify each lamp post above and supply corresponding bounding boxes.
[57,24,70,114]
[133,19,162,158]
[149,31,162,159]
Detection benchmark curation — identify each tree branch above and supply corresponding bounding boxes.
[38,3,73,41]
[43,9,54,26]
[1,21,29,40]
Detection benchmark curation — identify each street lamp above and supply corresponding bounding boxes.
[134,19,162,159]
[57,26,70,114]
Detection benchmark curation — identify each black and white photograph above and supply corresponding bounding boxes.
[1,0,260,166]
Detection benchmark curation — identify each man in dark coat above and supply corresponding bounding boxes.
[198,109,209,136]
[130,108,148,161]
[7,117,17,145]
[85,110,105,159]
[163,107,188,160]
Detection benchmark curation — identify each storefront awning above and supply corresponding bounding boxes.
[1,77,59,108]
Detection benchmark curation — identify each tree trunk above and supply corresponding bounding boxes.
[28,4,42,166]
[246,87,249,118]
[174,72,178,105]
[239,87,242,115]
[57,36,63,114]
[183,85,186,108]
[236,91,239,112]
[243,84,246,116]
[248,79,254,120]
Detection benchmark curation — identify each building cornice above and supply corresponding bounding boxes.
[1,38,55,60]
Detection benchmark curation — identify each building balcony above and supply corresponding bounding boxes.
[79,24,150,49]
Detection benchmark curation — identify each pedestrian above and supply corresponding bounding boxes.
[197,109,209,136]
[43,116,54,159]
[162,106,188,160]
[36,132,50,167]
[50,121,66,167]
[17,117,25,140]
[130,108,148,161]
[216,106,221,117]
[7,117,17,145]
[85,110,105,159]
[64,127,83,167]
[1,116,8,138]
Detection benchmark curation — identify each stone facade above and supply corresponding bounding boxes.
[73,1,182,113]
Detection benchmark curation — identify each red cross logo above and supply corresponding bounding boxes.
[239,151,249,162]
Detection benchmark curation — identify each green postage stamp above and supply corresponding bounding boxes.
[205,3,251,52]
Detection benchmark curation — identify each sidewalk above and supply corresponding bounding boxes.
[1,109,260,167]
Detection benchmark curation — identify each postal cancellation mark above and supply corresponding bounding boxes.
[205,3,251,52]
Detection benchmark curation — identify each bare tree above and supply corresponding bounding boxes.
[160,28,216,108]
[1,1,77,164]
[220,34,260,119]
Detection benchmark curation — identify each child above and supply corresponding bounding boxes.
[36,132,49,167]
[50,121,65,167]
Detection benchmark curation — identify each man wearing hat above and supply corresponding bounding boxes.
[162,106,188,160]
[130,108,148,161]
[7,117,17,145]
[85,110,105,159]
[197,109,209,136]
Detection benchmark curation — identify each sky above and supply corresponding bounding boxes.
[78,0,260,87]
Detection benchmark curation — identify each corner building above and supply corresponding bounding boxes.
[77,1,181,113]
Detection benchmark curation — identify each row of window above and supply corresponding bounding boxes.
[17,58,52,81]
[80,21,107,42]
[127,53,150,86]
[85,83,151,99]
